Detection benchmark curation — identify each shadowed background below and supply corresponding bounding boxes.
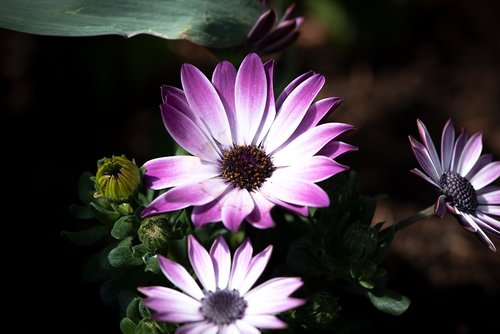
[2,0,499,332]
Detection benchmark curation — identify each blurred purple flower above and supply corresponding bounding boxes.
[139,235,304,333]
[410,119,500,251]
[141,53,355,231]
[246,4,303,55]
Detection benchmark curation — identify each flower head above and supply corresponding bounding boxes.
[410,119,500,251]
[138,235,304,333]
[141,53,355,231]
[247,4,303,55]
[94,155,141,201]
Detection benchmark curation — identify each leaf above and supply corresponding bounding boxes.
[126,297,142,322]
[120,318,136,334]
[69,204,94,220]
[89,202,121,224]
[0,0,262,47]
[144,255,160,274]
[61,225,108,245]
[78,171,94,204]
[111,216,135,240]
[366,287,411,316]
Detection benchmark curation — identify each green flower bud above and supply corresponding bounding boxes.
[94,155,141,201]
[308,291,340,326]
[343,223,377,259]
[138,217,169,252]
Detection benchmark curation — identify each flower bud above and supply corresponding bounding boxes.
[94,155,141,201]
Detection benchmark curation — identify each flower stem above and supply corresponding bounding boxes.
[380,205,436,235]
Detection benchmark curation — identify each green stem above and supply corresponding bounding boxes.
[380,205,436,234]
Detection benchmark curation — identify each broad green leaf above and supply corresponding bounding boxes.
[0,0,262,47]
[111,215,135,240]
[366,287,411,316]
[120,318,136,334]
[61,225,108,245]
[89,201,121,224]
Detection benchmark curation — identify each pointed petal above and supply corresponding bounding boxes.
[156,255,203,300]
[477,189,500,205]
[272,123,354,167]
[245,277,304,314]
[247,191,276,229]
[212,60,239,143]
[410,168,440,188]
[153,311,204,323]
[417,119,443,175]
[188,236,216,292]
[238,245,273,295]
[235,53,267,144]
[267,195,309,216]
[435,194,447,218]
[266,74,325,152]
[317,140,358,159]
[460,213,496,251]
[161,103,220,163]
[470,161,500,190]
[181,63,231,146]
[143,156,219,190]
[191,192,228,228]
[466,154,493,180]
[228,238,253,290]
[273,156,348,182]
[138,286,201,314]
[440,119,455,171]
[221,188,255,231]
[451,128,468,172]
[234,320,260,334]
[241,315,288,329]
[275,71,314,110]
[247,9,276,42]
[257,19,300,55]
[141,179,228,217]
[409,135,441,183]
[254,60,276,145]
[475,212,500,232]
[161,85,186,103]
[219,324,240,334]
[210,236,232,289]
[176,322,218,334]
[477,205,500,216]
[457,132,483,176]
[261,177,329,207]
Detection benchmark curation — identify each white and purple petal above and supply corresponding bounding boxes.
[188,235,217,292]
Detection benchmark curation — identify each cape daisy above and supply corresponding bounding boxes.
[410,119,500,251]
[138,235,304,333]
[141,53,355,231]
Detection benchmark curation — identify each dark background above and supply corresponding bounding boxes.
[2,0,499,332]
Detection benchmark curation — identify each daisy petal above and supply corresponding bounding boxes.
[176,322,218,334]
[317,140,358,159]
[247,297,305,315]
[417,119,443,175]
[228,239,253,290]
[477,189,500,205]
[156,255,203,300]
[254,60,276,145]
[245,277,304,314]
[141,179,228,217]
[161,103,220,163]
[247,191,276,229]
[409,136,441,183]
[310,97,344,128]
[440,119,455,171]
[272,123,354,167]
[212,60,238,142]
[234,320,260,334]
[460,214,496,251]
[210,236,231,289]
[273,156,348,182]
[161,85,186,103]
[477,205,500,216]
[235,53,267,144]
[435,194,447,218]
[466,154,493,180]
[181,63,231,146]
[221,188,255,231]
[142,156,219,190]
[238,245,273,295]
[247,9,276,42]
[153,312,204,323]
[275,71,314,110]
[451,128,468,172]
[219,324,240,334]
[470,161,500,190]
[267,195,309,216]
[138,287,200,314]
[475,212,500,232]
[457,132,483,176]
[242,315,288,329]
[261,178,329,207]
[410,168,440,188]
[266,74,325,152]
[188,236,216,292]
[191,192,227,228]
[472,215,500,238]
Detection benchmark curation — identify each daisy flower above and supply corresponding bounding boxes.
[141,53,355,231]
[409,119,500,251]
[138,235,304,333]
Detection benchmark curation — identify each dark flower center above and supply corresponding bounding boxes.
[439,171,478,213]
[102,162,122,177]
[200,289,248,325]
[221,144,275,191]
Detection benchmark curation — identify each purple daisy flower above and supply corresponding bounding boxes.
[138,235,304,333]
[410,119,500,251]
[141,53,355,231]
[247,3,303,55]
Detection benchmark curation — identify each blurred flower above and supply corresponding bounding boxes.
[138,235,304,333]
[247,4,303,55]
[410,119,500,251]
[141,53,354,231]
[94,155,141,201]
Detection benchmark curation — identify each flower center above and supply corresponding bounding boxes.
[439,171,478,213]
[102,162,122,178]
[221,145,275,191]
[200,289,247,325]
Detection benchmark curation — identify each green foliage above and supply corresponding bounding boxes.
[0,0,262,48]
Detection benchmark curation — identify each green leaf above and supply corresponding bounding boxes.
[89,202,121,224]
[61,225,108,245]
[109,246,143,267]
[144,255,160,274]
[69,204,94,220]
[366,287,411,316]
[111,216,135,240]
[120,318,136,334]
[0,0,262,48]
[126,297,142,322]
